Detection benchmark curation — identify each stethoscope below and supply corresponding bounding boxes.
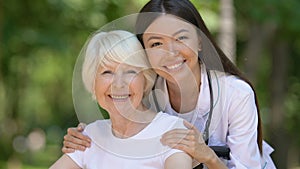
[151,68,230,162]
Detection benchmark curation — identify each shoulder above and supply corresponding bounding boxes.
[84,120,110,135]
[158,111,181,121]
[165,152,192,169]
[85,120,108,128]
[213,71,254,97]
[157,112,186,128]
[147,112,186,134]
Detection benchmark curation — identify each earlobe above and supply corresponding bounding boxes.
[198,36,202,51]
[198,43,202,52]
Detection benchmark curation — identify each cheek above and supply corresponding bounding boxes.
[145,50,163,67]
[185,49,198,60]
[94,78,110,98]
[181,42,199,58]
[131,77,145,98]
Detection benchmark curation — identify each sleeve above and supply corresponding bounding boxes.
[161,147,185,162]
[261,141,276,169]
[65,130,89,168]
[226,88,261,169]
[161,118,188,163]
[66,150,84,168]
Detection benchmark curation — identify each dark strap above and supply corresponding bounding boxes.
[203,70,213,143]
[151,75,160,112]
[193,163,204,169]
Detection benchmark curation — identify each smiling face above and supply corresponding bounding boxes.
[94,61,146,116]
[142,14,201,84]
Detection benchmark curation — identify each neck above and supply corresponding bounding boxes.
[109,107,156,138]
[167,63,201,113]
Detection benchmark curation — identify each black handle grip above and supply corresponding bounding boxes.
[193,146,230,169]
[210,146,230,160]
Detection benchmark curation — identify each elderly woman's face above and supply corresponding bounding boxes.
[94,61,145,116]
[142,14,200,84]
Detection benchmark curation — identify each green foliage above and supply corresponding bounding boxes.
[285,41,300,146]
[0,0,142,167]
[98,103,110,119]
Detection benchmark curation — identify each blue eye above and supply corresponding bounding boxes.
[176,36,188,41]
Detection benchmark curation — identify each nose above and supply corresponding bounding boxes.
[165,41,179,56]
[112,74,127,89]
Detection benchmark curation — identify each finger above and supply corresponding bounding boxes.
[162,128,197,140]
[161,133,194,146]
[171,143,194,156]
[162,128,190,137]
[168,142,190,149]
[163,132,199,143]
[77,123,87,131]
[67,128,91,143]
[183,120,196,130]
[162,132,190,142]
[64,134,91,147]
[161,135,192,145]
[183,121,202,137]
[167,140,207,158]
[161,131,204,149]
[63,140,87,151]
[164,140,195,156]
[62,146,75,154]
[197,133,205,144]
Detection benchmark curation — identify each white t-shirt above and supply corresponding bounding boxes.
[67,112,187,169]
[148,65,276,169]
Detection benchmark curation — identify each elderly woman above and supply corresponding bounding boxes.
[50,30,192,169]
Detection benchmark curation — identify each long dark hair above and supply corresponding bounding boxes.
[136,0,263,153]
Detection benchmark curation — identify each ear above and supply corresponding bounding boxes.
[197,41,203,63]
[198,36,202,52]
[198,48,203,63]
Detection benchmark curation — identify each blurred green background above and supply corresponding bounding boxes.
[1,0,299,168]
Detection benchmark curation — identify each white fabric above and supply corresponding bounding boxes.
[150,65,276,169]
[67,112,187,169]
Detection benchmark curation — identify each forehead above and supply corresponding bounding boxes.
[98,61,141,71]
[144,14,196,36]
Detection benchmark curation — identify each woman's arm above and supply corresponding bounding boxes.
[62,123,91,153]
[165,152,192,169]
[161,121,227,169]
[50,154,81,169]
[226,88,261,168]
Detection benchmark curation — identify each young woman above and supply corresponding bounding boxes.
[62,0,275,168]
[50,30,192,169]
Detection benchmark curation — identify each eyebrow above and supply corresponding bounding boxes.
[172,29,189,36]
[146,29,189,42]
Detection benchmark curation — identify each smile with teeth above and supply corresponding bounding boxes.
[110,95,130,100]
[165,61,185,70]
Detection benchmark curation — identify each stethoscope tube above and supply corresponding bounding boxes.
[205,69,230,160]
[203,69,214,143]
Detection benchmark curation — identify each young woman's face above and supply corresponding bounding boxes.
[94,61,145,115]
[142,14,200,83]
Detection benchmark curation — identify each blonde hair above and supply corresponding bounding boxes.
[81,30,156,99]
